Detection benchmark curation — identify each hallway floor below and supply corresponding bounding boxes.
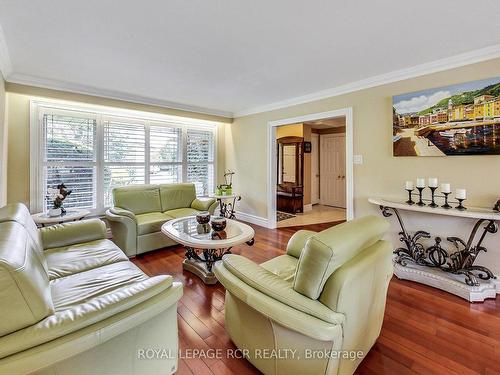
[277,204,346,227]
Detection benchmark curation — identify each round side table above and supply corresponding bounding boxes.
[32,208,91,227]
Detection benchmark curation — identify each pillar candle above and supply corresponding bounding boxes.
[456,188,467,199]
[428,177,438,188]
[441,183,451,193]
[416,178,425,188]
[405,181,414,190]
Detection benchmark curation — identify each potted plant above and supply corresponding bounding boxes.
[216,170,235,195]
[47,183,72,217]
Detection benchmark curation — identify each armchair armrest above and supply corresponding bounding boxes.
[191,198,218,214]
[108,207,137,221]
[286,230,316,258]
[0,276,181,360]
[41,219,106,249]
[105,208,138,257]
[218,255,344,325]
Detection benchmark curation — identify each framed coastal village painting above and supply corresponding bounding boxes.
[392,77,500,156]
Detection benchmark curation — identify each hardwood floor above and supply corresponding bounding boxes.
[132,222,500,375]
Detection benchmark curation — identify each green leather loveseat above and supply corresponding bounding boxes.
[0,203,183,375]
[214,215,393,375]
[105,183,217,257]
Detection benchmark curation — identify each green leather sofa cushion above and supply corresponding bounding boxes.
[50,262,150,311]
[0,221,54,337]
[293,215,389,299]
[113,184,162,215]
[45,239,129,280]
[40,219,107,249]
[163,207,199,218]
[136,212,173,235]
[260,255,298,282]
[159,183,196,211]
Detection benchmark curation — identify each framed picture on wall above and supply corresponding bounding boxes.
[392,77,500,156]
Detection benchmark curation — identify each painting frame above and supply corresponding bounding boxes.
[393,77,500,157]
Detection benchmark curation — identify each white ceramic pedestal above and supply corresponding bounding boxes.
[394,262,500,302]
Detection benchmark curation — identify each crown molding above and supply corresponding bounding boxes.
[233,43,500,118]
[6,73,233,118]
[0,23,12,78]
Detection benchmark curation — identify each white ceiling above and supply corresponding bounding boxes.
[305,118,345,129]
[1,1,500,118]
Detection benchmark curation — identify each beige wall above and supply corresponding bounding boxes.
[226,58,500,274]
[5,83,231,207]
[0,74,6,205]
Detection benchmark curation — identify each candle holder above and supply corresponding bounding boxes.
[416,187,426,206]
[456,198,467,211]
[441,192,452,209]
[405,189,415,205]
[429,187,438,208]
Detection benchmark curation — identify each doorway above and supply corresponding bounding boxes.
[268,108,353,229]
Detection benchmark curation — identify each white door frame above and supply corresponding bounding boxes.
[267,108,354,229]
[311,133,320,205]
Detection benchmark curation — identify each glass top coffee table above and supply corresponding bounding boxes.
[161,216,255,284]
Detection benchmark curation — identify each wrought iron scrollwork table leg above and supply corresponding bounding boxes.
[182,238,254,284]
[378,205,497,289]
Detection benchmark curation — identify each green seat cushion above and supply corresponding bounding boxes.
[260,255,298,282]
[159,183,196,211]
[163,207,200,219]
[136,212,173,235]
[293,215,389,300]
[112,185,161,215]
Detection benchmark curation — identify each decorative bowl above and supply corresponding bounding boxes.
[210,216,226,232]
[211,230,227,240]
[196,211,211,224]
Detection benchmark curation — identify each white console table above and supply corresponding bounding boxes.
[369,197,500,302]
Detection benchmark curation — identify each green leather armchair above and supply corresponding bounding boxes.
[105,183,218,257]
[214,215,393,375]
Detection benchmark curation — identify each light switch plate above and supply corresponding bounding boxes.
[353,155,363,164]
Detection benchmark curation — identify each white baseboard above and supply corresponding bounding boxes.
[303,204,313,212]
[235,211,269,228]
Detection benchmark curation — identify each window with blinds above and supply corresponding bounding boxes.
[187,129,215,195]
[149,124,182,186]
[35,105,217,213]
[103,120,146,206]
[42,114,96,210]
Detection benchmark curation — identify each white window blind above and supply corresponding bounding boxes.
[33,103,217,214]
[149,124,182,185]
[42,114,96,210]
[103,120,146,206]
[187,129,215,196]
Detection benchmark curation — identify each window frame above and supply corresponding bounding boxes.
[30,99,218,215]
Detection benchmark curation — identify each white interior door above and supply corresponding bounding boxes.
[311,133,320,204]
[320,134,346,208]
